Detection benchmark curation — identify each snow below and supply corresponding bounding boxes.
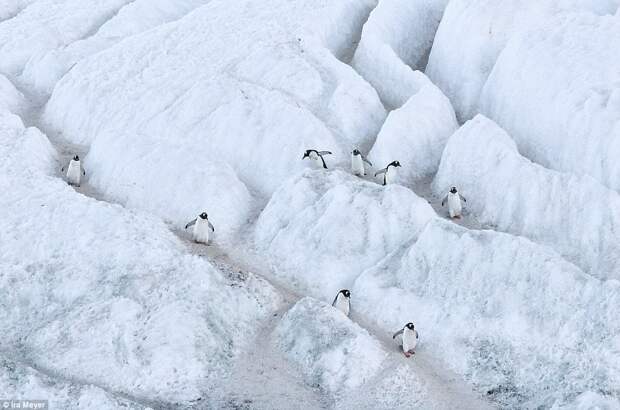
[480,11,620,191]
[0,0,133,77]
[352,0,449,109]
[434,115,620,280]
[0,0,37,22]
[274,297,388,396]
[0,108,281,405]
[426,0,620,121]
[0,73,25,114]
[42,0,386,236]
[368,78,458,183]
[353,218,620,408]
[20,0,213,96]
[0,359,144,409]
[255,169,436,298]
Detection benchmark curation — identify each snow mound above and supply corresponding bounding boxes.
[0,0,37,22]
[434,115,620,280]
[352,0,449,109]
[43,0,386,229]
[353,218,620,408]
[274,297,387,396]
[0,0,133,77]
[368,78,457,184]
[0,74,25,114]
[480,11,620,191]
[426,0,620,121]
[0,359,144,409]
[255,169,436,298]
[0,109,281,404]
[20,0,213,96]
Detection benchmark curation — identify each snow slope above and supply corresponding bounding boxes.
[434,115,620,280]
[368,77,457,184]
[42,0,386,238]
[0,0,133,77]
[480,11,620,192]
[0,74,25,114]
[255,169,436,298]
[426,0,620,121]
[353,219,620,408]
[352,0,449,109]
[20,0,213,96]
[0,109,281,405]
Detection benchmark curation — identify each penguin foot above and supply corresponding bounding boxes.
[404,352,412,358]
[452,215,461,219]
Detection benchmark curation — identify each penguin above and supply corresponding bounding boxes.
[351,149,372,176]
[441,186,467,219]
[392,322,419,358]
[374,160,401,186]
[302,149,332,169]
[184,212,215,244]
[331,289,351,316]
[61,155,86,187]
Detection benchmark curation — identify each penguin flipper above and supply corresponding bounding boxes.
[392,329,404,339]
[460,195,467,202]
[319,156,328,169]
[374,168,387,177]
[441,195,448,207]
[331,294,338,306]
[208,221,215,232]
[362,155,373,166]
[185,219,196,229]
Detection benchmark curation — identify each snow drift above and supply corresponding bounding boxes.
[434,115,620,280]
[42,0,386,236]
[20,0,213,96]
[426,0,620,121]
[353,218,620,408]
[352,0,449,109]
[0,109,281,405]
[255,169,436,298]
[480,11,620,191]
[274,297,387,396]
[368,77,458,184]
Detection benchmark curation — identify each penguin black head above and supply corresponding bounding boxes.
[340,289,350,298]
[352,149,360,156]
[390,160,401,168]
[302,150,311,159]
[406,322,415,330]
[73,155,79,161]
[450,186,457,194]
[199,212,208,219]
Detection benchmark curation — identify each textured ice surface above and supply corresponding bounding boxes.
[434,115,620,279]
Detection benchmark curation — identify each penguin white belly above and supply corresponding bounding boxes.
[351,155,365,176]
[403,329,418,353]
[66,160,81,185]
[385,167,397,184]
[334,295,350,316]
[447,193,462,217]
[193,219,211,244]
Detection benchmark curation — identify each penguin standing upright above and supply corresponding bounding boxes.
[351,149,372,176]
[62,155,86,187]
[441,186,467,219]
[331,289,351,316]
[302,149,332,169]
[392,322,419,358]
[185,212,215,244]
[375,161,401,185]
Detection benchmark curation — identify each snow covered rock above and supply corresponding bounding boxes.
[434,115,620,280]
[480,11,620,191]
[42,0,386,235]
[426,0,620,121]
[255,169,436,298]
[368,78,457,184]
[353,218,620,408]
[20,0,213,96]
[0,109,281,405]
[352,0,449,109]
[274,297,387,396]
[0,0,133,77]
